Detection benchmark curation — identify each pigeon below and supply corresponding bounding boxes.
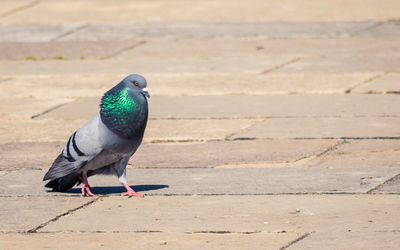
[43,74,150,197]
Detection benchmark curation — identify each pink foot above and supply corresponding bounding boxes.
[81,183,95,197]
[80,173,95,197]
[121,184,143,197]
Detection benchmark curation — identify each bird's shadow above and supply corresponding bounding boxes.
[64,184,169,195]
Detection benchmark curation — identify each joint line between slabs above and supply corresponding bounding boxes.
[50,23,91,42]
[0,0,40,19]
[224,118,266,141]
[345,72,387,94]
[31,102,69,119]
[285,139,345,166]
[260,57,301,74]
[279,232,313,250]
[307,139,346,163]
[366,173,400,194]
[26,197,100,233]
[2,192,393,199]
[349,21,385,37]
[101,40,147,59]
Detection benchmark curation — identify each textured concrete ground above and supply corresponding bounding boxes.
[1,0,400,249]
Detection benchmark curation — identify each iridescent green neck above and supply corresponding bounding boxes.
[101,87,137,115]
[100,85,146,138]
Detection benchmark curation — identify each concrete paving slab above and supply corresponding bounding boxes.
[0,232,300,250]
[317,149,400,168]
[145,119,257,142]
[0,74,113,99]
[233,117,400,139]
[0,97,72,120]
[116,39,293,60]
[0,139,336,170]
[0,24,85,42]
[0,57,291,75]
[0,118,253,143]
[0,196,90,232]
[117,38,400,60]
[358,21,400,38]
[334,139,400,153]
[0,142,63,170]
[353,73,400,94]
[0,119,87,143]
[58,22,378,41]
[369,170,400,194]
[0,0,35,17]
[116,165,400,195]
[2,73,375,99]
[3,159,399,196]
[37,94,400,120]
[277,55,400,72]
[2,0,400,25]
[0,169,49,196]
[40,195,400,233]
[144,94,400,119]
[130,139,336,168]
[146,72,374,95]
[295,231,400,249]
[145,72,375,95]
[0,41,141,60]
[322,139,400,170]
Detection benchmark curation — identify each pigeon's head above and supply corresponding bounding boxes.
[121,74,150,98]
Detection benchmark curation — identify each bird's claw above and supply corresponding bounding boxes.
[81,184,95,197]
[121,191,144,197]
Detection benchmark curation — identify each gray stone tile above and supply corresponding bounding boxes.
[0,196,90,232]
[277,55,400,72]
[145,119,256,142]
[37,94,400,120]
[353,73,400,94]
[117,37,400,60]
[295,232,400,249]
[145,72,373,96]
[370,174,400,194]
[0,24,85,42]
[0,142,63,170]
[0,57,290,74]
[357,21,400,37]
[318,139,400,169]
[0,119,87,143]
[59,22,378,41]
[0,97,71,119]
[0,119,255,143]
[233,117,400,139]
[334,139,400,153]
[2,0,400,25]
[3,160,399,196]
[0,74,114,99]
[0,73,374,99]
[0,41,140,60]
[139,94,400,119]
[130,139,336,168]
[0,139,336,170]
[0,231,300,250]
[0,0,34,17]
[41,195,400,233]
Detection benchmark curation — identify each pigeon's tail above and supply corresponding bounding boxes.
[43,153,80,181]
[44,172,81,192]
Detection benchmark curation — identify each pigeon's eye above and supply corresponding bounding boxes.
[133,81,138,86]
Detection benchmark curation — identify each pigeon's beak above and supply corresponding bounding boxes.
[141,88,150,98]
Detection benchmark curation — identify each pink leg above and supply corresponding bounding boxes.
[79,172,95,197]
[121,183,143,197]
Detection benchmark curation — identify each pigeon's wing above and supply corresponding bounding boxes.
[43,115,105,181]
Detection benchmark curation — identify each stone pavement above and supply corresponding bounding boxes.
[1,0,400,249]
